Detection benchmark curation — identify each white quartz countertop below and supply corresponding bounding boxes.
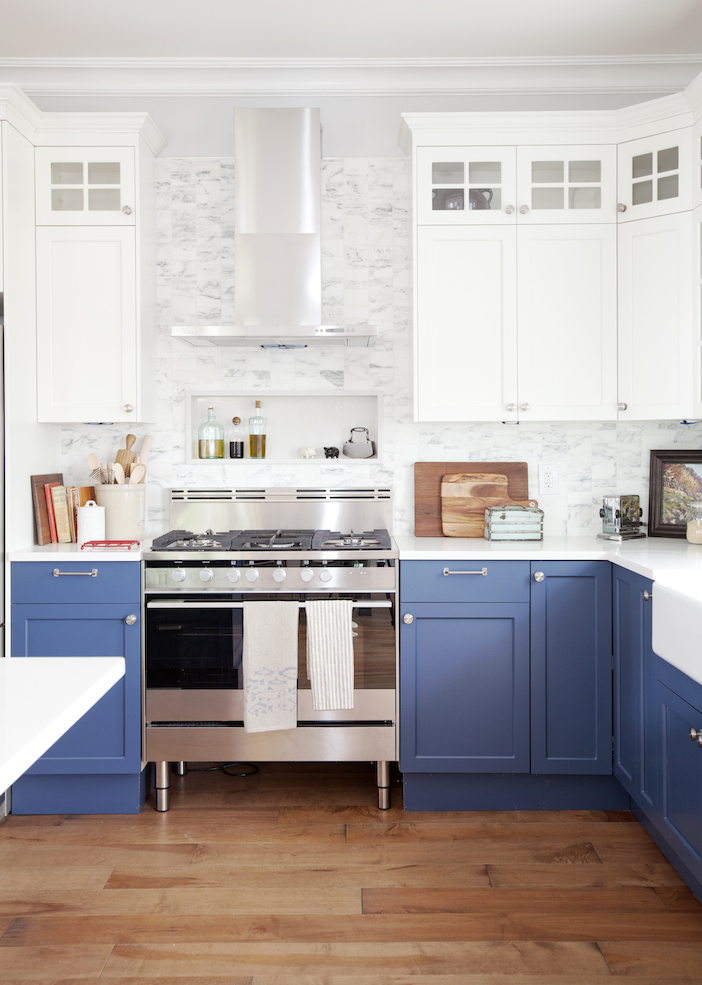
[9,543,145,561]
[396,534,702,581]
[0,656,126,792]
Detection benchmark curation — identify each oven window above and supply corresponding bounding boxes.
[298,604,395,689]
[146,607,243,689]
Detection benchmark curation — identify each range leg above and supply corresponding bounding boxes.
[376,760,391,810]
[173,762,186,776]
[155,761,170,812]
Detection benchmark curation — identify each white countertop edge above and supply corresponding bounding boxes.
[0,656,126,792]
[9,543,145,561]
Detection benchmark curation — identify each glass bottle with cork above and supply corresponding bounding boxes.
[229,417,244,459]
[249,399,267,459]
[198,406,224,459]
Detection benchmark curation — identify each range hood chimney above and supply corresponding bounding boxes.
[171,108,376,348]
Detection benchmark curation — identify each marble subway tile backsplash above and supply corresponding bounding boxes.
[59,157,702,539]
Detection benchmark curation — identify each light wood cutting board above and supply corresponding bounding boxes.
[441,472,538,537]
[414,462,531,537]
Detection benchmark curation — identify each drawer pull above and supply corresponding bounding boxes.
[53,568,98,578]
[690,728,702,747]
[443,567,488,577]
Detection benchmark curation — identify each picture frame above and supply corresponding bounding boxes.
[648,449,702,537]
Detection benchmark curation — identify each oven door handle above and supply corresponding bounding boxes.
[146,600,393,609]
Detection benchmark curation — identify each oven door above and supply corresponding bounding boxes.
[145,594,396,724]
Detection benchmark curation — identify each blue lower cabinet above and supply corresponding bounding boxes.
[400,601,530,772]
[10,565,145,814]
[530,561,613,775]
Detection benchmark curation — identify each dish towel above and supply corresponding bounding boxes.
[243,601,299,733]
[305,599,355,711]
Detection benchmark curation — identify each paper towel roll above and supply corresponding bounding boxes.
[77,501,105,545]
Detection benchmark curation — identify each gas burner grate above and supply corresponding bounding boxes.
[312,529,392,551]
[230,529,316,551]
[151,529,242,551]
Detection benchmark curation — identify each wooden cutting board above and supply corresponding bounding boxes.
[414,461,531,537]
[441,472,538,537]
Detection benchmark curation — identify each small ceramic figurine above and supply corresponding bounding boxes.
[324,446,340,458]
[299,446,317,459]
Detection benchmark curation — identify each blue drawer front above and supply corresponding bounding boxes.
[400,561,530,603]
[12,561,140,604]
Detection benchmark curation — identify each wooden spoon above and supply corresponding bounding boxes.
[129,464,145,484]
[113,462,125,484]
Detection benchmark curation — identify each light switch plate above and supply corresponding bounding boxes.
[538,464,558,495]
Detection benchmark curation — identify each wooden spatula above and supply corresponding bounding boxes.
[115,434,137,472]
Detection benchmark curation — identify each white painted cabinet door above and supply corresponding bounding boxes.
[416,147,517,225]
[516,145,617,224]
[35,147,136,226]
[36,226,138,423]
[618,212,693,420]
[693,205,702,418]
[693,121,702,211]
[617,128,691,222]
[415,226,518,421]
[516,225,617,421]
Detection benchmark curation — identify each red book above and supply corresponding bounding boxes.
[44,482,60,544]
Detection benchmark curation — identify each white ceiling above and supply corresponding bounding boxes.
[2,0,702,59]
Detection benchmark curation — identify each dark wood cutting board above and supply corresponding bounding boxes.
[414,461,530,537]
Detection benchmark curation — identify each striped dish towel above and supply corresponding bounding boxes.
[243,601,299,733]
[305,599,354,711]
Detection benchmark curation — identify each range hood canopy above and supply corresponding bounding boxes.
[172,108,376,349]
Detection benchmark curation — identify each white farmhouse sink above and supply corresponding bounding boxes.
[652,572,702,687]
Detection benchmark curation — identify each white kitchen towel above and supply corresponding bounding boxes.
[305,599,355,711]
[243,601,299,733]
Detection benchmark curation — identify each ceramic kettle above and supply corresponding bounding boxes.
[342,427,375,459]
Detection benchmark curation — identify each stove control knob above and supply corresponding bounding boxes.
[319,569,333,583]
[300,569,314,582]
[245,568,259,583]
[272,569,286,583]
[199,569,214,582]
[227,569,241,583]
[171,569,186,582]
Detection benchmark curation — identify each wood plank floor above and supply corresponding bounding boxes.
[0,761,701,982]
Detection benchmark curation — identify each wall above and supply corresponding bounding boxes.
[57,156,702,538]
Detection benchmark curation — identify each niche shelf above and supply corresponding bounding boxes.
[185,390,382,464]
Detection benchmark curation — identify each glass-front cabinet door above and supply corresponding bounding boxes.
[35,147,136,225]
[516,146,617,224]
[416,146,517,224]
[617,128,691,222]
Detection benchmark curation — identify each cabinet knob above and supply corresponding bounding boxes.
[506,403,516,412]
[124,404,133,413]
[519,204,529,214]
[643,590,653,602]
[618,402,627,411]
[504,205,515,214]
[616,203,627,213]
[122,205,133,215]
[125,614,137,625]
[520,403,530,412]
[690,727,702,747]
[403,614,414,624]
[534,571,545,582]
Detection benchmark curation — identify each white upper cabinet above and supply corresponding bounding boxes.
[692,121,702,210]
[692,205,702,418]
[516,146,617,224]
[416,146,517,225]
[35,147,136,226]
[617,128,692,222]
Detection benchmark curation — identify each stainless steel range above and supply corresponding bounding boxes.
[143,488,398,811]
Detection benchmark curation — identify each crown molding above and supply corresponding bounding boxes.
[1,54,701,69]
[34,111,167,154]
[0,83,43,140]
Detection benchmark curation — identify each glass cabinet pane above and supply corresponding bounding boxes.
[89,189,121,210]
[51,189,84,211]
[657,175,679,201]
[569,160,601,182]
[468,187,501,210]
[657,147,678,174]
[88,162,120,184]
[469,161,501,184]
[532,187,564,209]
[432,162,464,184]
[632,180,653,205]
[432,189,464,211]
[532,161,564,183]
[632,153,653,178]
[569,187,601,209]
[51,163,83,184]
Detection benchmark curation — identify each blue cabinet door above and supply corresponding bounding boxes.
[400,601,530,773]
[11,602,142,774]
[530,561,612,775]
[612,566,658,809]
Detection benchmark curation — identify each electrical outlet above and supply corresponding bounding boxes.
[538,464,558,495]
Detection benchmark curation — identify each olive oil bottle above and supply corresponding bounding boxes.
[197,406,224,459]
[248,400,267,459]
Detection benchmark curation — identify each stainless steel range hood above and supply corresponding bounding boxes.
[171,108,376,349]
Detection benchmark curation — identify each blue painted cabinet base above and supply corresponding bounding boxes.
[633,806,702,904]
[402,773,630,812]
[11,768,150,815]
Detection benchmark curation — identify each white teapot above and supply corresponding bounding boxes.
[342,427,375,459]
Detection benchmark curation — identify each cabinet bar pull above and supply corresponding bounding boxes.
[442,567,488,577]
[53,568,98,577]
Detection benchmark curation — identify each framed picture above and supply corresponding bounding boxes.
[649,449,702,537]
